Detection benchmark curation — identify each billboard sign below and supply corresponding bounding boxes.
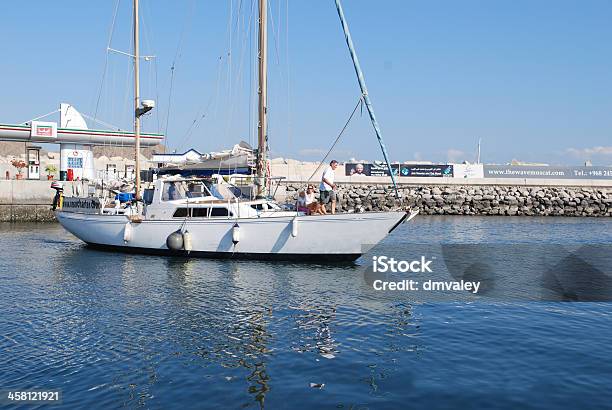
[346,163,454,177]
[483,165,612,180]
[345,163,399,177]
[399,164,454,178]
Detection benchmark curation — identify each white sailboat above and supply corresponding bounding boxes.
[54,0,417,262]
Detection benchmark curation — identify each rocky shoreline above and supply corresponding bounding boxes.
[281,183,612,217]
[1,181,610,222]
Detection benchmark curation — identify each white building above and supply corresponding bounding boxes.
[151,149,203,167]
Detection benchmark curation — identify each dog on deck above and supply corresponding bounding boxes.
[297,185,327,215]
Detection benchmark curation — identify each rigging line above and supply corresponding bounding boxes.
[177,94,214,151]
[164,67,176,148]
[119,6,134,136]
[265,0,286,161]
[233,0,244,34]
[80,113,125,131]
[227,0,253,141]
[154,58,160,135]
[121,34,134,134]
[224,0,239,140]
[285,0,293,179]
[214,53,223,119]
[307,96,363,183]
[94,0,122,122]
[176,54,225,150]
[20,109,60,125]
[248,0,255,148]
[140,0,157,129]
[216,0,236,122]
[267,1,281,66]
[231,0,246,131]
[224,0,236,140]
[227,0,232,116]
[224,0,247,143]
[164,0,196,148]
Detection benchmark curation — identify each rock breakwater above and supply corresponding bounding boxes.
[281,183,612,217]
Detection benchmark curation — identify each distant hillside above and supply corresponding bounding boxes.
[93,144,165,159]
[0,142,27,157]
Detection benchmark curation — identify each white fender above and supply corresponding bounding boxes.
[291,217,299,237]
[232,223,240,245]
[123,222,133,243]
[183,230,193,252]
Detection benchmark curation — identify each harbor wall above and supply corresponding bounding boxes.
[0,180,86,222]
[276,182,612,217]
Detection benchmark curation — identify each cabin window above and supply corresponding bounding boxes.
[186,182,211,198]
[162,181,213,201]
[162,182,188,201]
[173,207,233,218]
[191,208,209,218]
[207,184,224,200]
[251,203,265,211]
[210,207,232,217]
[173,208,189,218]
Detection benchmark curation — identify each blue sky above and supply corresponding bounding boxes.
[1,0,612,165]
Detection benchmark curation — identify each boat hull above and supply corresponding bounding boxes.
[56,210,412,261]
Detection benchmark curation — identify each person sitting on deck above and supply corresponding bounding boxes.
[296,190,309,213]
[297,185,326,215]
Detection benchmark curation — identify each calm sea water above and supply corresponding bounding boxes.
[1,216,612,409]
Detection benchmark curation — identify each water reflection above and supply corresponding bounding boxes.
[158,258,275,408]
[4,220,612,409]
[291,304,338,358]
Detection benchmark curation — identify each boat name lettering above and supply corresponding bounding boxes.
[63,198,101,209]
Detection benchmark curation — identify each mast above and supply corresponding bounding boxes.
[256,0,268,197]
[133,0,141,200]
[334,0,400,198]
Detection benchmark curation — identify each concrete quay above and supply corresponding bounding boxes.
[0,180,86,222]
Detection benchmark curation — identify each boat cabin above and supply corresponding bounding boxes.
[139,177,290,220]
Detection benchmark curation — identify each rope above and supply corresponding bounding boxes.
[154,58,160,134]
[21,109,60,125]
[164,0,196,148]
[306,96,363,183]
[285,0,294,181]
[80,113,124,131]
[225,0,250,144]
[94,0,121,123]
[176,55,224,151]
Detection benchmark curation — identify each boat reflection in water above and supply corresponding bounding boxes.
[5,218,612,408]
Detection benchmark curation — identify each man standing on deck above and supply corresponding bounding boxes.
[320,160,339,214]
